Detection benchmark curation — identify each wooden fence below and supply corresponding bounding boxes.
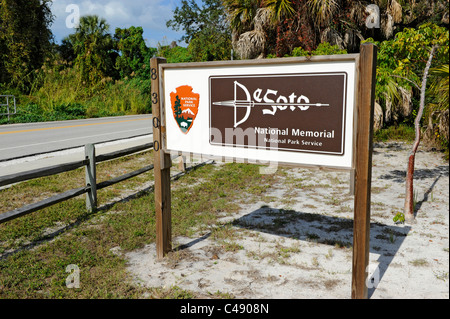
[0,142,155,224]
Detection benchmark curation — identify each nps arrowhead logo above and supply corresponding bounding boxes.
[170,85,200,134]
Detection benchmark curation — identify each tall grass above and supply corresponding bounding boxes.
[373,124,416,142]
[0,60,151,125]
[87,78,151,116]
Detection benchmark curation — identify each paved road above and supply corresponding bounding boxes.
[0,115,153,161]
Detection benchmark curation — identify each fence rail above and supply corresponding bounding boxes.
[0,159,89,188]
[0,142,155,224]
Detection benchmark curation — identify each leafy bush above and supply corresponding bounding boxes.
[0,103,45,124]
[365,24,448,114]
[291,42,347,57]
[291,47,309,57]
[157,45,193,63]
[364,23,449,153]
[311,42,347,56]
[52,103,87,119]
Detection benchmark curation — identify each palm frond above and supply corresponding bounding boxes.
[222,0,261,33]
[306,0,340,27]
[430,64,449,111]
[263,0,295,21]
[236,30,266,59]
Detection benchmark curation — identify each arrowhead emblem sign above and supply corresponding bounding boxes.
[170,85,200,134]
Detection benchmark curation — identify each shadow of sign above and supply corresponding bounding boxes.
[227,205,412,298]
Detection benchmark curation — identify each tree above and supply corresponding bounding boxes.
[0,0,54,92]
[222,0,296,59]
[167,0,232,61]
[360,24,449,222]
[265,0,295,22]
[404,45,438,222]
[429,64,449,114]
[174,95,182,120]
[114,26,156,78]
[57,38,77,64]
[188,24,232,61]
[307,0,340,28]
[222,0,307,58]
[366,24,448,129]
[222,0,262,36]
[65,15,116,86]
[157,44,193,63]
[167,0,229,43]
[223,0,449,58]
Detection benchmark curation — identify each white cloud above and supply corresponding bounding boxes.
[49,0,185,47]
[79,1,131,24]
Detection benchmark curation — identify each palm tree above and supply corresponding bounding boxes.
[66,15,115,86]
[264,0,296,22]
[428,64,449,145]
[222,0,261,35]
[430,64,449,112]
[222,0,262,59]
[224,0,449,58]
[74,15,109,38]
[306,0,341,27]
[223,0,296,59]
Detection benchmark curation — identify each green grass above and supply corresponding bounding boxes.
[374,124,416,142]
[0,153,278,298]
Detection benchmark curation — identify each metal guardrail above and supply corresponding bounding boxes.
[0,95,16,121]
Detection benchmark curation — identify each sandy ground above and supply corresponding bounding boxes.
[124,142,449,299]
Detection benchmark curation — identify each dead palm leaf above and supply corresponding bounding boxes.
[236,30,266,59]
[307,0,341,27]
[253,7,275,31]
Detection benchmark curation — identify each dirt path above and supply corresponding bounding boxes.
[125,142,449,299]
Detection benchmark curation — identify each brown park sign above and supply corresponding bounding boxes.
[209,73,348,156]
[152,44,377,299]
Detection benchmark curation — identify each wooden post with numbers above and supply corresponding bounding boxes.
[151,57,172,260]
[153,46,377,297]
[351,43,377,299]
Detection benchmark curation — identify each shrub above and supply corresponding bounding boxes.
[291,42,347,57]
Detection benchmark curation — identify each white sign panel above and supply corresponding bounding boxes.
[161,57,357,169]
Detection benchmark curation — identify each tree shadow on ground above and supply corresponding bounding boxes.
[173,203,412,298]
[378,165,448,183]
[378,165,447,219]
[227,205,412,299]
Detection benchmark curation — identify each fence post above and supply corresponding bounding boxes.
[178,156,187,172]
[85,143,97,212]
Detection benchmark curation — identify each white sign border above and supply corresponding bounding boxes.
[160,55,359,170]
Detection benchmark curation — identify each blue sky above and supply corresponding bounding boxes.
[49,0,189,47]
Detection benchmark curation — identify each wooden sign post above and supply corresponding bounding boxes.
[151,57,172,260]
[351,43,377,299]
[151,43,377,298]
